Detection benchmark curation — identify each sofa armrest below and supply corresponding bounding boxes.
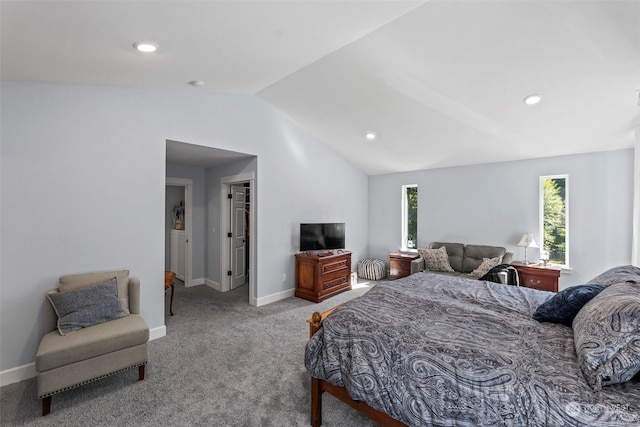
[503,252,513,265]
[410,257,425,275]
[129,278,141,315]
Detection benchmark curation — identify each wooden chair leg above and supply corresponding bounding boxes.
[311,377,322,427]
[42,396,51,416]
[138,364,145,381]
[169,284,175,315]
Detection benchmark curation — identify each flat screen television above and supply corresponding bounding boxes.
[300,223,345,252]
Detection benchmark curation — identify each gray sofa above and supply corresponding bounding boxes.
[35,270,149,415]
[411,242,513,277]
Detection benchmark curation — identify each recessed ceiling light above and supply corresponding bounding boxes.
[365,132,377,140]
[132,41,158,53]
[523,94,542,105]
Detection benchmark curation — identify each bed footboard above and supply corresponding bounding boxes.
[307,310,407,427]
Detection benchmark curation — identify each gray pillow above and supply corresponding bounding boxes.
[47,277,128,335]
[572,282,640,390]
[588,265,640,286]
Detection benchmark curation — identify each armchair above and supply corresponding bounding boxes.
[35,270,149,415]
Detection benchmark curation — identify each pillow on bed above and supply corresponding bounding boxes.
[533,284,608,326]
[587,265,640,286]
[417,246,454,272]
[469,256,502,278]
[572,282,640,390]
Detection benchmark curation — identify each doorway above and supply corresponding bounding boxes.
[221,172,256,305]
[166,178,193,287]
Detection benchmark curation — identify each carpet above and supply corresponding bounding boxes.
[0,279,379,426]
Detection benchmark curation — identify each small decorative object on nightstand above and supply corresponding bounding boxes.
[389,252,420,280]
[512,261,561,292]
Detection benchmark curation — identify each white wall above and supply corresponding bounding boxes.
[0,82,369,378]
[369,149,634,288]
[165,185,184,270]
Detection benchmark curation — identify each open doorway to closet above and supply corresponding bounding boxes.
[221,172,255,304]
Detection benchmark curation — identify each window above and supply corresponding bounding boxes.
[540,175,568,267]
[402,185,418,250]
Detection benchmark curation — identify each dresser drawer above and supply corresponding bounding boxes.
[518,271,556,292]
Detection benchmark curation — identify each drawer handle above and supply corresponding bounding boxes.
[529,280,541,285]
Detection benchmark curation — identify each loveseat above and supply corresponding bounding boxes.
[411,242,513,277]
[35,270,149,415]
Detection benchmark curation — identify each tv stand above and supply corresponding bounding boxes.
[295,251,352,303]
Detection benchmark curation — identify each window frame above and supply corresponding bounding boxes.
[401,184,418,252]
[539,174,569,268]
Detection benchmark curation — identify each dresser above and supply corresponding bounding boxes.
[512,262,561,292]
[389,252,420,280]
[295,251,352,303]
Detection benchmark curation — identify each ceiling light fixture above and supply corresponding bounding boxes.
[132,41,158,53]
[523,94,542,105]
[365,132,377,140]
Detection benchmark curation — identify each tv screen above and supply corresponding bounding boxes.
[300,223,345,251]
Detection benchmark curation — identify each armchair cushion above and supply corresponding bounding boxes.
[47,277,127,335]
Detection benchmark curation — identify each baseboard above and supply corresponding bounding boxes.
[187,277,205,288]
[1,326,167,387]
[256,288,295,306]
[0,362,36,387]
[204,278,222,291]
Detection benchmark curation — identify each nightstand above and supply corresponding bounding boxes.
[389,252,420,280]
[512,262,561,292]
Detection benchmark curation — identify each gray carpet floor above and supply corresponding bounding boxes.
[0,279,380,426]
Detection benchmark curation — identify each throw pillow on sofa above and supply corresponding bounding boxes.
[418,246,454,272]
[469,256,502,278]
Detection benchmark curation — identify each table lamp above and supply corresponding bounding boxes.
[517,233,538,265]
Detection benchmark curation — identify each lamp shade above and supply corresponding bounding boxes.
[517,233,538,248]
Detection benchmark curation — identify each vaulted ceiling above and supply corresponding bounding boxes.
[2,1,639,174]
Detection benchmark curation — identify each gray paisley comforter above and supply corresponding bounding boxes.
[305,272,640,426]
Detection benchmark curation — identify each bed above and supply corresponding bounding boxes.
[304,271,640,426]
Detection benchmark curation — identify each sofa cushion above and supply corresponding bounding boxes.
[47,277,127,335]
[469,256,502,278]
[36,314,149,372]
[462,245,507,274]
[418,246,454,272]
[430,242,464,272]
[59,269,131,314]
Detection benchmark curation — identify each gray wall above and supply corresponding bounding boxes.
[0,81,369,374]
[369,149,634,288]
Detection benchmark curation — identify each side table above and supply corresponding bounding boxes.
[164,271,175,315]
[512,262,561,292]
[389,252,420,280]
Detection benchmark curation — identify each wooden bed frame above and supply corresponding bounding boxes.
[307,310,408,427]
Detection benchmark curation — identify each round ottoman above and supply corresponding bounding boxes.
[357,258,386,280]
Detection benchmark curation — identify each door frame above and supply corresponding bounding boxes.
[220,172,256,305]
[166,177,193,287]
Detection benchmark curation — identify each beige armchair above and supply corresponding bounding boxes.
[35,270,149,415]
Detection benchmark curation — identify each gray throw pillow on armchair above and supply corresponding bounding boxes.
[47,277,128,335]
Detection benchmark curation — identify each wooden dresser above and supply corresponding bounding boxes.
[295,251,352,303]
[512,262,561,293]
[389,252,420,280]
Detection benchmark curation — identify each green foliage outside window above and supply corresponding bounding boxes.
[542,178,566,264]
[406,186,418,249]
